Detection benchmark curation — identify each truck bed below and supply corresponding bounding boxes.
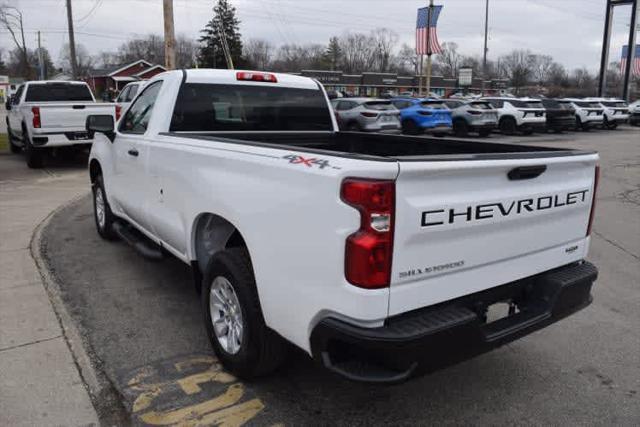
[165,131,592,161]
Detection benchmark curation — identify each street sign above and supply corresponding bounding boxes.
[459,68,473,86]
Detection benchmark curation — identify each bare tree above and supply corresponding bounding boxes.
[498,49,534,95]
[60,43,94,77]
[397,43,419,75]
[338,32,376,73]
[244,39,273,70]
[434,42,461,78]
[371,28,398,73]
[0,4,30,78]
[175,35,198,68]
[530,54,554,86]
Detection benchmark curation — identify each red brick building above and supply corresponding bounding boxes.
[86,60,166,97]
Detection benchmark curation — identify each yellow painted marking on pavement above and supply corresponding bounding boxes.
[133,387,165,413]
[191,398,265,427]
[139,383,245,425]
[177,368,236,395]
[174,356,217,373]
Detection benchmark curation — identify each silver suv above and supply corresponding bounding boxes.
[443,99,498,137]
[331,98,401,132]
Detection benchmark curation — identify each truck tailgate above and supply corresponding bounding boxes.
[389,153,598,315]
[39,103,115,131]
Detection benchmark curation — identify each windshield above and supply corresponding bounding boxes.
[25,83,93,102]
[510,100,543,109]
[170,83,333,131]
[363,101,396,111]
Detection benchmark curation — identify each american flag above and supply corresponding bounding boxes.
[620,45,640,77]
[416,6,443,56]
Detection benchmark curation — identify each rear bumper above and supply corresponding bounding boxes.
[30,131,93,147]
[518,121,547,130]
[310,261,597,384]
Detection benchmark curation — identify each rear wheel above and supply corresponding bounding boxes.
[499,117,517,135]
[346,122,361,132]
[23,126,44,169]
[576,116,589,132]
[7,123,21,153]
[402,119,421,135]
[453,119,469,137]
[202,248,287,379]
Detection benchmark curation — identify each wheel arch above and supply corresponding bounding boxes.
[89,159,102,183]
[191,212,250,276]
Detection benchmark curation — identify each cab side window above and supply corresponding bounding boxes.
[12,85,24,105]
[119,81,163,134]
[126,85,139,102]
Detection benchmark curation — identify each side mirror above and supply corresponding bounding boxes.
[86,114,115,142]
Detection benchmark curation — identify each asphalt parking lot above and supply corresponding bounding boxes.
[6,126,640,425]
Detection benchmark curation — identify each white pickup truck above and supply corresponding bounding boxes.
[5,80,116,168]
[86,69,599,383]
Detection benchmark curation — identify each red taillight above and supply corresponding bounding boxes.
[115,105,122,121]
[341,178,395,289]
[360,112,378,118]
[32,107,41,128]
[587,165,600,236]
[236,71,277,83]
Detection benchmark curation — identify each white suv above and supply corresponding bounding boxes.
[562,99,604,131]
[585,98,629,129]
[481,97,546,135]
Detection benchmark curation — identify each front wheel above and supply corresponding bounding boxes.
[402,119,421,135]
[202,248,286,379]
[92,175,118,240]
[7,125,21,153]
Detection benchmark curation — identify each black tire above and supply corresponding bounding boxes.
[7,123,21,153]
[576,116,589,132]
[92,174,118,240]
[608,122,618,130]
[402,119,421,135]
[23,126,44,168]
[453,119,469,137]
[202,248,287,379]
[346,122,360,132]
[499,117,517,135]
[478,128,492,137]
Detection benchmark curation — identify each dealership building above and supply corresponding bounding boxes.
[297,70,508,97]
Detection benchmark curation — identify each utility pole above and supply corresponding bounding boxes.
[621,0,637,100]
[425,0,434,96]
[65,0,78,79]
[482,0,489,95]
[37,31,44,80]
[163,0,176,70]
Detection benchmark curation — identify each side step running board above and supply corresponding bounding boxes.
[113,222,164,261]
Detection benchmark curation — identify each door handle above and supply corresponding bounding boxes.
[508,165,546,180]
[127,149,139,157]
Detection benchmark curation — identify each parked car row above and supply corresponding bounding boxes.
[330,94,638,137]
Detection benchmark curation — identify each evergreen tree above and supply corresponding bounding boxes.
[324,37,341,71]
[197,0,244,68]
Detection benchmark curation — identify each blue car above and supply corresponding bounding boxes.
[390,98,453,135]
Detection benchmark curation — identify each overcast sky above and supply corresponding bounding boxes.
[2,0,638,71]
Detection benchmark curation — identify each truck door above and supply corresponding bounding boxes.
[111,81,163,232]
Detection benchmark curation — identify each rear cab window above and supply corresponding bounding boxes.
[170,83,333,131]
[25,83,94,102]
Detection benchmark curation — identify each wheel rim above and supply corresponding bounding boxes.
[209,276,244,355]
[94,187,106,229]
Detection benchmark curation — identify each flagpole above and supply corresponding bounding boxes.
[425,0,433,97]
[419,55,424,96]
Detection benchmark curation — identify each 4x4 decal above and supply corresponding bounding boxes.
[282,154,341,170]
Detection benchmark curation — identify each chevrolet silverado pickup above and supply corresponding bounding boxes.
[6,80,116,168]
[86,69,600,383]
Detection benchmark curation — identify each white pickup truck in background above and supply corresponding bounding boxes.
[5,80,116,168]
[86,69,599,383]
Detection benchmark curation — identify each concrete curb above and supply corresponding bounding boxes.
[29,192,129,425]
